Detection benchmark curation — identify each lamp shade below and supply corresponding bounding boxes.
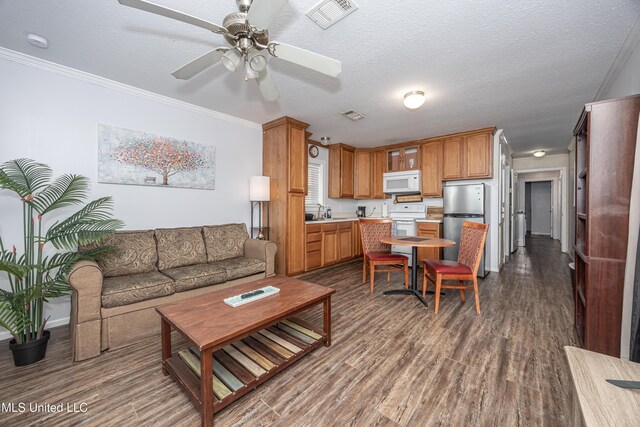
[249,176,270,201]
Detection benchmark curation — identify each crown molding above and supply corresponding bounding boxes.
[594,14,640,101]
[0,47,262,130]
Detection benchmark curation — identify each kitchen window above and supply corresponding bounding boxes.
[306,162,324,211]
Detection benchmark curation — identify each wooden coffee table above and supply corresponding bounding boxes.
[156,276,335,427]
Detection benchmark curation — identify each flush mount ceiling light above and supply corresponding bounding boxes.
[27,33,48,49]
[320,137,331,145]
[403,91,425,109]
[533,150,546,158]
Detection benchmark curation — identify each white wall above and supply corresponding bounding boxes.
[513,153,568,170]
[530,182,552,235]
[0,52,262,340]
[605,36,640,99]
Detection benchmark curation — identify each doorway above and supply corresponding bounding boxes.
[515,167,567,252]
[525,181,553,237]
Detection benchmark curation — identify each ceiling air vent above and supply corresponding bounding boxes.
[341,109,365,121]
[306,0,359,30]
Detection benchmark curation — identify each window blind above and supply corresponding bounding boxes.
[306,163,323,211]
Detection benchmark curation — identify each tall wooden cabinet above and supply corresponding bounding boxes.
[573,94,640,357]
[263,117,309,276]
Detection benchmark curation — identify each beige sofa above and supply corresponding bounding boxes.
[68,224,277,361]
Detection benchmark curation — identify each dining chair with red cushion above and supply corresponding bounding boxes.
[359,219,408,295]
[422,221,488,314]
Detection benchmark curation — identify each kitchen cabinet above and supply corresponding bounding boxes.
[386,146,420,172]
[443,137,464,180]
[289,126,308,194]
[338,222,353,260]
[353,221,363,257]
[286,193,306,275]
[262,116,310,276]
[417,222,442,262]
[328,144,355,198]
[371,149,387,199]
[421,140,443,197]
[443,131,493,181]
[354,150,372,199]
[322,223,338,265]
[305,224,322,271]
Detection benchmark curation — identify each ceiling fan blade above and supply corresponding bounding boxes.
[269,42,342,77]
[172,48,227,80]
[257,68,280,102]
[247,0,288,30]
[118,0,227,34]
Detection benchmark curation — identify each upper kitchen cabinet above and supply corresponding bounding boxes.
[354,150,372,199]
[386,146,420,172]
[443,136,464,180]
[421,140,443,197]
[371,149,387,199]
[329,144,355,198]
[465,132,492,178]
[442,129,494,181]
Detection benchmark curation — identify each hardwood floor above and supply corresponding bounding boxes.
[0,235,575,426]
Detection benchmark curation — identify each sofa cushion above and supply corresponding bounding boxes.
[162,264,227,293]
[155,227,207,270]
[203,224,249,262]
[101,271,175,308]
[209,257,266,281]
[87,230,158,278]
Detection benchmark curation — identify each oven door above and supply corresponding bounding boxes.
[392,219,417,266]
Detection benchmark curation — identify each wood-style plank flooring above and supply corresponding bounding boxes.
[0,235,576,426]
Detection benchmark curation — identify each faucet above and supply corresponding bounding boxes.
[317,204,324,220]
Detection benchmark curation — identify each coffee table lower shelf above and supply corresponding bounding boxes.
[164,317,326,415]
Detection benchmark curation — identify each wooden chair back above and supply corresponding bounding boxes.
[457,222,489,275]
[358,218,393,255]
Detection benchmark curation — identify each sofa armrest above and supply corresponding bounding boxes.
[244,239,278,277]
[68,260,104,324]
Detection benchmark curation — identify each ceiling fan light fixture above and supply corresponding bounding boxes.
[221,48,243,72]
[403,91,425,109]
[244,60,259,80]
[247,48,267,72]
[533,150,546,158]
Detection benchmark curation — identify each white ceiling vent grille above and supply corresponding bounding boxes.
[341,109,365,121]
[306,0,359,29]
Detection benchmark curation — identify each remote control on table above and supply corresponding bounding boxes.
[241,290,264,299]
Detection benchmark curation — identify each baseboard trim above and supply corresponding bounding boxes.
[0,317,69,342]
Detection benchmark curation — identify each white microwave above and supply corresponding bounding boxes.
[383,170,421,194]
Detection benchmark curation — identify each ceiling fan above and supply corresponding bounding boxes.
[118,0,342,101]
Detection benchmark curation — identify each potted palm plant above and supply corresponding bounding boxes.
[0,159,123,366]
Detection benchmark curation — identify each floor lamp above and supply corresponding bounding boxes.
[250,176,270,240]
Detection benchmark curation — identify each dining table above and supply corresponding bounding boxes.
[378,235,456,306]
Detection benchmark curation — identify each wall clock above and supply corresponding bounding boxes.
[309,145,319,158]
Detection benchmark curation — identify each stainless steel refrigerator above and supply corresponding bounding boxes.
[443,183,488,277]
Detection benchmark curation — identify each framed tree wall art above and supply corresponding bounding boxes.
[98,124,215,190]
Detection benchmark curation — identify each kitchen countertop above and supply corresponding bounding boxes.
[305,217,443,224]
[305,218,360,224]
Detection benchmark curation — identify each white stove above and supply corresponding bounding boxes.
[388,204,426,266]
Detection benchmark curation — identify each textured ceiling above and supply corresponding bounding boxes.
[1,0,639,156]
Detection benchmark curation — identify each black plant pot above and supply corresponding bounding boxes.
[9,330,50,367]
